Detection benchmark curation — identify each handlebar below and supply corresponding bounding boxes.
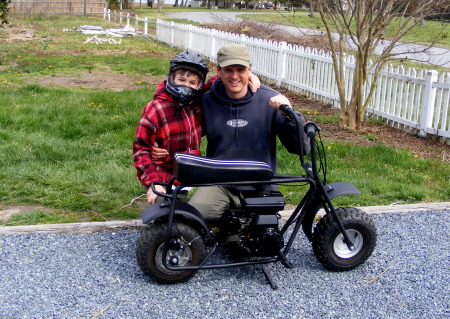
[279,104,294,116]
[279,104,321,138]
[305,122,320,138]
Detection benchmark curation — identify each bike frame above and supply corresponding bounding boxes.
[145,106,360,272]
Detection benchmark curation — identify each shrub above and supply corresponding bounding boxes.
[0,0,11,25]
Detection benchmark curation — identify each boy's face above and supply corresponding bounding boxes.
[173,71,201,90]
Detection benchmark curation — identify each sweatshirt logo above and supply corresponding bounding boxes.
[227,119,248,128]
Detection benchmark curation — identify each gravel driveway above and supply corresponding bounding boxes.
[1,210,449,318]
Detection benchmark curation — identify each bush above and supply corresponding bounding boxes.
[0,0,11,25]
[108,0,132,10]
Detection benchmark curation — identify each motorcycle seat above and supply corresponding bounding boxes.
[174,153,273,184]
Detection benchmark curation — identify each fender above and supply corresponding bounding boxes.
[141,200,213,243]
[302,182,360,241]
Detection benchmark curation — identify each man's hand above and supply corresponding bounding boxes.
[147,184,166,205]
[150,141,169,160]
[249,72,261,93]
[269,94,291,111]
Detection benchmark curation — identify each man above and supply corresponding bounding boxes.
[188,44,308,219]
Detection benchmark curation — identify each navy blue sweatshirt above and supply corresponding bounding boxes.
[201,79,307,174]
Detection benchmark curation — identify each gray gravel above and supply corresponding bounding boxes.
[1,210,449,319]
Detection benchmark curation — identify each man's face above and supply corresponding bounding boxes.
[217,64,251,99]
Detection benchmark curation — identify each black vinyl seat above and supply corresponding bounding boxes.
[174,153,273,184]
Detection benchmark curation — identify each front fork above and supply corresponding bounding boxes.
[308,138,356,252]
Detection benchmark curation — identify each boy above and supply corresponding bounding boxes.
[133,51,209,204]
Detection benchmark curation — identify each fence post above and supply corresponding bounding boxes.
[108,9,111,22]
[210,29,216,61]
[144,16,148,35]
[119,11,122,24]
[170,21,175,47]
[103,7,106,19]
[419,70,438,137]
[187,25,193,50]
[127,13,130,27]
[239,33,246,44]
[135,14,139,27]
[277,41,287,87]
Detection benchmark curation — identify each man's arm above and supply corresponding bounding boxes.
[269,94,311,155]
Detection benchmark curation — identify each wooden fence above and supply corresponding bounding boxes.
[10,0,106,16]
[107,10,450,143]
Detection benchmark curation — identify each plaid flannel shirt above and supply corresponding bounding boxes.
[133,81,202,187]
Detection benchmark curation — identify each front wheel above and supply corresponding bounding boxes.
[136,220,206,284]
[312,207,377,271]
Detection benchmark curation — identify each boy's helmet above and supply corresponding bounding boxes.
[166,51,209,103]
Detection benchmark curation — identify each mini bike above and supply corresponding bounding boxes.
[136,105,377,289]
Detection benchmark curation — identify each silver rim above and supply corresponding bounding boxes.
[155,239,193,275]
[333,229,363,259]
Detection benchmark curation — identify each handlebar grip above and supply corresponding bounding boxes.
[305,122,320,138]
[279,104,294,116]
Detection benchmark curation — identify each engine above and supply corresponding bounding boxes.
[226,211,284,257]
[246,214,284,256]
[223,190,286,258]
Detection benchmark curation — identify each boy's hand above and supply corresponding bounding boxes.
[249,72,260,93]
[151,141,169,160]
[147,185,166,204]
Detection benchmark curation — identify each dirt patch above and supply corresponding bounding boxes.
[0,25,36,42]
[0,205,52,222]
[29,70,162,91]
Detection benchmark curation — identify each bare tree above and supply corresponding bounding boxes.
[158,0,164,12]
[309,0,314,17]
[316,0,449,131]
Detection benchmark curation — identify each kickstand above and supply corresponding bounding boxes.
[262,264,278,290]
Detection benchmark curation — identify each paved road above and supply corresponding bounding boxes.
[0,209,449,318]
[166,11,450,68]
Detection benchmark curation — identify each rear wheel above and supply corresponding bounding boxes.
[136,220,206,284]
[312,207,377,271]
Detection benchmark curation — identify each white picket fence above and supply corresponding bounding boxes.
[104,9,450,143]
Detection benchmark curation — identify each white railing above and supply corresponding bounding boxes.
[104,10,450,143]
[103,8,156,35]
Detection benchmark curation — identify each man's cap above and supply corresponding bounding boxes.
[217,44,251,68]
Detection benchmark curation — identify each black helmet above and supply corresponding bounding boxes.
[166,51,209,103]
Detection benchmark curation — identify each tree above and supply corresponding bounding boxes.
[315,0,449,131]
[0,0,11,25]
[157,0,165,12]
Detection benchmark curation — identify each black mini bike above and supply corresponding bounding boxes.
[136,106,377,289]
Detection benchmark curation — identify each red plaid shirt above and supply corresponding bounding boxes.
[133,81,202,186]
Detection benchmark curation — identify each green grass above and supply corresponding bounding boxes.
[276,140,449,208]
[0,84,151,222]
[0,15,449,226]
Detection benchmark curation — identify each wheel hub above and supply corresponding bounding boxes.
[333,229,363,259]
[155,239,193,275]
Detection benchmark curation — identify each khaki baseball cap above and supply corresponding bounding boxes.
[217,44,251,68]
